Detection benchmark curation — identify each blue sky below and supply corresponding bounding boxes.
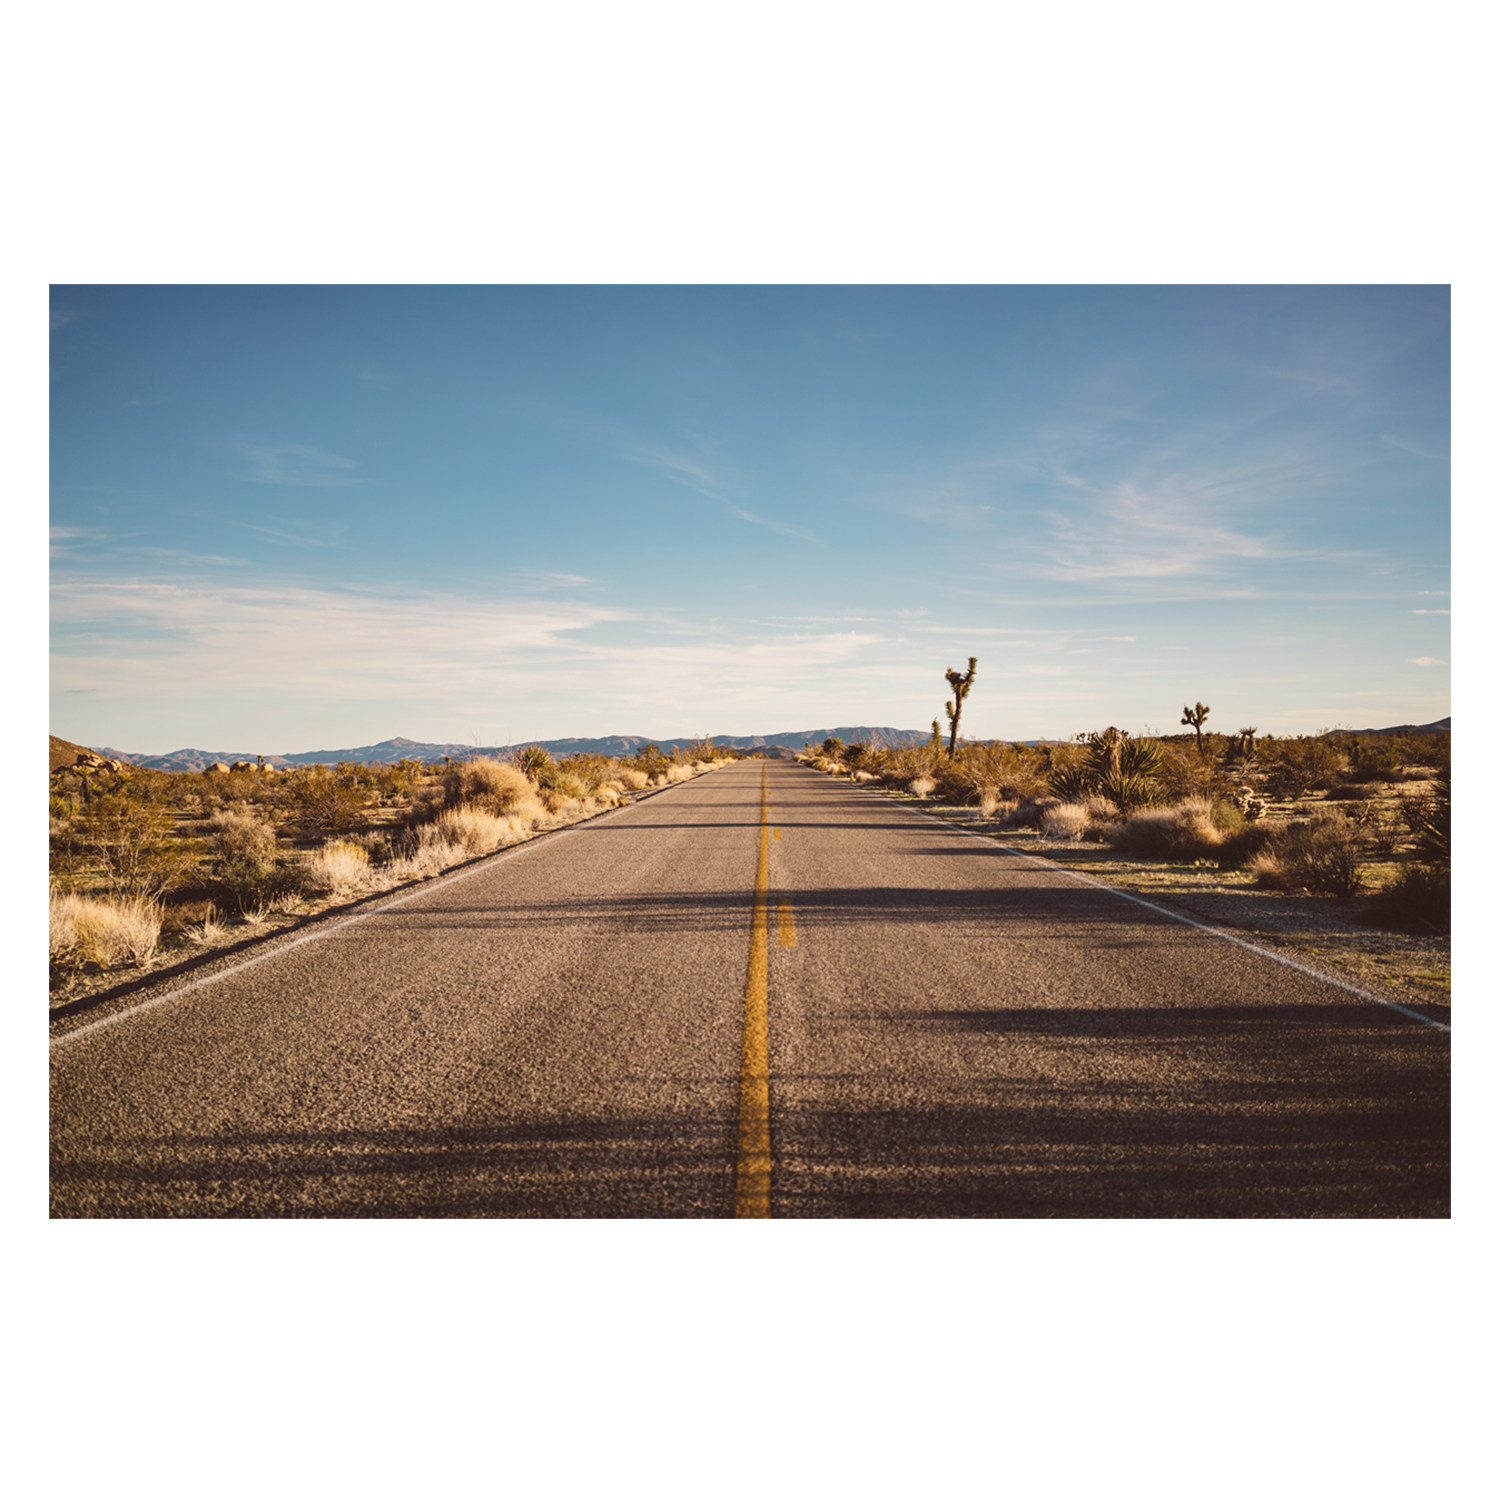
[50,285,1450,753]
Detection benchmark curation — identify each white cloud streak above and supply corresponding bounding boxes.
[233,441,359,487]
[48,578,884,717]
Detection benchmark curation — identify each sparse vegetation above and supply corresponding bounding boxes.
[48,739,739,1004]
[799,717,1451,940]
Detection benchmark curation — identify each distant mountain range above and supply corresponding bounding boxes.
[85,727,934,772]
[78,717,1451,772]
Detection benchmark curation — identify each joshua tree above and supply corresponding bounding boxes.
[1181,700,1211,754]
[944,657,978,761]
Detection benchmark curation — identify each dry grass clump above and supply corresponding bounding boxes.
[433,804,519,854]
[1108,798,1225,860]
[302,840,372,894]
[979,793,1021,821]
[1040,803,1091,840]
[206,808,277,861]
[616,768,649,791]
[1240,812,1364,898]
[909,775,936,798]
[378,835,469,885]
[50,892,161,968]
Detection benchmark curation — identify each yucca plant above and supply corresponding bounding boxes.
[1047,728,1165,812]
[515,745,554,780]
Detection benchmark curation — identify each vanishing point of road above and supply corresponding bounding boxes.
[50,759,1449,1216]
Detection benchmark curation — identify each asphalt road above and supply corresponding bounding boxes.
[50,760,1450,1217]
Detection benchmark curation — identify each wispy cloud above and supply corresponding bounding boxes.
[134,547,251,566]
[220,517,346,548]
[1260,364,1362,397]
[233,441,359,487]
[1408,657,1446,666]
[1041,480,1272,582]
[48,578,886,718]
[50,526,105,556]
[1410,609,1450,615]
[1380,434,1449,464]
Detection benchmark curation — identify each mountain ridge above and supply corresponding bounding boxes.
[79,717,1451,772]
[83,727,933,771]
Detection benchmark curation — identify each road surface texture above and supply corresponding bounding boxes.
[51,760,1449,1217]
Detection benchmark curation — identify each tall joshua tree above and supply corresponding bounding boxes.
[1181,701,1211,754]
[944,657,978,761]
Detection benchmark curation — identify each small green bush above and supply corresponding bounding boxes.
[1360,863,1450,933]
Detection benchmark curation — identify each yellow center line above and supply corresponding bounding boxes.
[734,763,772,1218]
[777,900,797,949]
[773,828,781,839]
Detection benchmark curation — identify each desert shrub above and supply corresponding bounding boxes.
[1246,813,1365,897]
[1210,800,1245,834]
[909,775,936,798]
[1245,849,1295,889]
[367,764,412,797]
[1109,799,1224,860]
[1360,862,1451,933]
[551,753,611,791]
[542,769,591,800]
[215,855,304,913]
[49,815,87,891]
[78,791,201,899]
[1360,806,1405,858]
[948,741,1050,805]
[50,892,162,969]
[1324,783,1381,802]
[440,759,547,823]
[289,767,370,832]
[1215,821,1283,869]
[207,808,277,863]
[1157,741,1234,803]
[1001,798,1052,829]
[630,744,671,780]
[1399,770,1450,863]
[303,840,372,895]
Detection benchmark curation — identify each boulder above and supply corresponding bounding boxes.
[229,761,256,773]
[206,762,232,774]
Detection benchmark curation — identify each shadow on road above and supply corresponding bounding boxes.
[51,1106,740,1219]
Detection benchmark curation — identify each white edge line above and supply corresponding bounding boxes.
[48,774,706,1051]
[874,791,1451,1034]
